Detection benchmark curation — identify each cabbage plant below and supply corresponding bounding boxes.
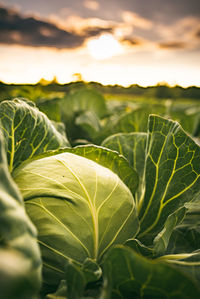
[13,152,139,287]
[1,98,200,299]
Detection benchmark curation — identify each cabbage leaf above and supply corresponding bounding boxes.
[0,98,69,172]
[13,152,139,287]
[0,129,42,299]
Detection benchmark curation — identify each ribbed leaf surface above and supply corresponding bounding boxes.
[0,99,69,172]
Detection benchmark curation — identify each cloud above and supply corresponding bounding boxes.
[1,2,199,53]
[155,16,200,50]
[116,0,200,24]
[83,1,100,11]
[84,26,113,37]
[158,41,187,50]
[49,14,114,35]
[195,28,200,39]
[0,5,113,49]
[0,6,87,48]
[121,11,153,30]
[155,17,200,41]
[120,37,142,46]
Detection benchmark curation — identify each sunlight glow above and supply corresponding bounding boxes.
[86,34,123,60]
[0,45,200,87]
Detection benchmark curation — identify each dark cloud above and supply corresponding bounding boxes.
[0,6,84,48]
[195,29,200,39]
[158,41,187,50]
[120,37,141,46]
[83,27,113,38]
[0,5,112,48]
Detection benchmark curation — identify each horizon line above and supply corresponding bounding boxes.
[1,79,200,89]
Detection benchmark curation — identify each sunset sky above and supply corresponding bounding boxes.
[0,0,200,86]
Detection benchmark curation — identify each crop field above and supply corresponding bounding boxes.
[0,83,200,299]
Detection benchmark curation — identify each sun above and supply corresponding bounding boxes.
[87,34,123,60]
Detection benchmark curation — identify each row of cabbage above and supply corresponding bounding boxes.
[0,93,200,298]
[34,87,200,145]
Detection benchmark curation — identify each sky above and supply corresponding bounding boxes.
[0,0,200,87]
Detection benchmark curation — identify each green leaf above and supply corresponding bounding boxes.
[0,249,39,299]
[50,120,68,139]
[101,132,147,206]
[46,259,102,299]
[101,101,167,139]
[46,280,67,299]
[138,115,200,244]
[13,151,139,288]
[167,206,200,254]
[157,250,200,287]
[82,258,102,284]
[153,207,187,255]
[110,109,149,133]
[124,239,153,258]
[75,111,101,141]
[97,108,149,144]
[61,88,107,143]
[65,261,86,299]
[169,104,200,137]
[64,145,139,196]
[19,145,139,196]
[102,245,200,299]
[37,97,63,122]
[0,98,69,172]
[0,130,42,298]
[102,115,200,252]
[63,88,107,119]
[65,259,102,299]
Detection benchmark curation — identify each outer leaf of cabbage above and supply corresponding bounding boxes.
[0,99,69,172]
[102,245,200,299]
[0,127,42,298]
[13,152,139,287]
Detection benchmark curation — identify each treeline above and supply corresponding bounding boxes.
[84,82,200,99]
[0,80,200,100]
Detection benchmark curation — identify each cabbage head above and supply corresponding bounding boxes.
[13,153,139,286]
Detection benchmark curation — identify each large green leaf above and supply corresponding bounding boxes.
[0,98,69,172]
[0,130,42,299]
[169,104,200,137]
[62,88,107,119]
[64,145,139,196]
[102,245,200,299]
[13,152,139,288]
[167,205,200,254]
[157,251,200,287]
[110,109,149,133]
[100,101,168,141]
[37,97,63,122]
[61,88,107,143]
[75,111,102,142]
[101,132,147,206]
[101,115,200,251]
[96,108,149,144]
[153,207,187,255]
[18,145,139,197]
[138,115,200,244]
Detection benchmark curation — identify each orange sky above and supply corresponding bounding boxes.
[0,0,200,86]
